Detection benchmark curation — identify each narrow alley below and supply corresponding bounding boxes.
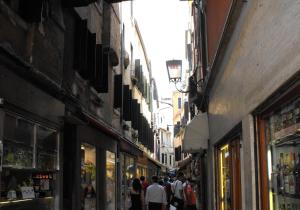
[0,0,300,210]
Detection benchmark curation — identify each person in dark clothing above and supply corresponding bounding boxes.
[140,176,149,195]
[130,178,143,210]
[163,177,172,210]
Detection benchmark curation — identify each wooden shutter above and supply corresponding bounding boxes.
[122,85,132,121]
[131,99,138,129]
[94,45,109,93]
[18,0,43,22]
[135,103,140,130]
[87,32,96,81]
[113,74,122,108]
[138,113,143,143]
[74,19,88,79]
[184,102,189,122]
[135,59,140,79]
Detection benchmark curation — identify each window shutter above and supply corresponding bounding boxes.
[74,19,88,79]
[184,102,189,122]
[122,85,131,121]
[94,45,109,93]
[134,59,140,79]
[129,89,132,121]
[138,113,143,143]
[114,74,122,108]
[135,103,140,130]
[87,32,96,81]
[131,99,138,129]
[150,129,154,152]
[18,0,45,23]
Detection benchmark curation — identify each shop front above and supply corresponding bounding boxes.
[0,69,64,210]
[256,80,300,210]
[182,113,209,210]
[215,136,241,210]
[63,123,117,210]
[120,153,136,210]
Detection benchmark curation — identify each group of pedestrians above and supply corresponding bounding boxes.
[129,172,197,210]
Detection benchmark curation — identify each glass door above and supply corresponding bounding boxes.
[217,144,231,210]
[216,138,241,210]
[81,143,96,210]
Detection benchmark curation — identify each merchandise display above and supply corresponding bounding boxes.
[0,113,59,210]
[267,97,300,210]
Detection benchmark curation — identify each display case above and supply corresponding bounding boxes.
[266,97,300,210]
[0,112,60,210]
[106,151,116,210]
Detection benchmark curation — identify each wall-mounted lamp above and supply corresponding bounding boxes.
[166,59,203,94]
[166,59,190,93]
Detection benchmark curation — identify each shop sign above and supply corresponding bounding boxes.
[21,186,35,199]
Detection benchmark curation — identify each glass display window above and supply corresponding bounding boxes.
[264,96,300,210]
[81,143,96,210]
[106,151,116,210]
[36,126,58,171]
[0,112,60,210]
[3,114,34,168]
[121,154,135,210]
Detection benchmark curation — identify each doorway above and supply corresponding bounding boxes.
[216,138,241,210]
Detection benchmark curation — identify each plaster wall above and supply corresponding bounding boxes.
[206,0,300,209]
[208,0,300,144]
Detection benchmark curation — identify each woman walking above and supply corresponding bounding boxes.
[130,178,143,210]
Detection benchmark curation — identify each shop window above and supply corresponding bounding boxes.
[261,96,300,210]
[106,151,116,210]
[0,113,60,209]
[3,114,34,168]
[36,126,58,171]
[81,143,96,210]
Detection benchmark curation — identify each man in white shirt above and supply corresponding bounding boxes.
[171,172,184,210]
[145,176,167,210]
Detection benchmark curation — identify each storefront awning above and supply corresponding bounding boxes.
[182,112,209,153]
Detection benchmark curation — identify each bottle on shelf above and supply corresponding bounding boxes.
[278,153,284,194]
[289,152,296,194]
[294,153,300,195]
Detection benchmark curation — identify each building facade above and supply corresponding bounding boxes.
[184,0,300,210]
[0,1,160,210]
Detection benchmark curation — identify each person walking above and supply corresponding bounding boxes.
[145,175,167,210]
[140,176,149,196]
[130,178,143,210]
[183,179,197,210]
[171,172,184,210]
[163,177,172,210]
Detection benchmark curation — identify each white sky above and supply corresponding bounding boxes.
[132,0,190,129]
[133,0,190,99]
